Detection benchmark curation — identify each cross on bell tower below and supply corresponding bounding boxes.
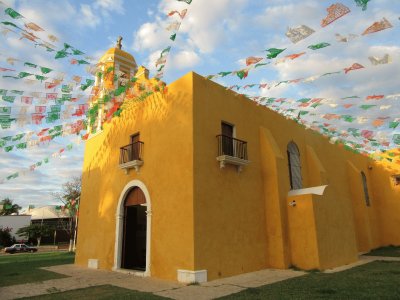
[116,36,123,50]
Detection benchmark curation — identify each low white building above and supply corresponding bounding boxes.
[0,215,31,241]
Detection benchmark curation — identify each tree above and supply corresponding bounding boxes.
[0,198,22,216]
[53,176,81,251]
[0,226,14,247]
[16,224,53,247]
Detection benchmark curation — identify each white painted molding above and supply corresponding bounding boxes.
[216,155,250,172]
[113,180,151,277]
[288,185,328,197]
[119,160,144,174]
[177,269,208,283]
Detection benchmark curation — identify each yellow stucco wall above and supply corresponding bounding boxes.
[190,73,398,278]
[77,70,400,281]
[76,71,196,281]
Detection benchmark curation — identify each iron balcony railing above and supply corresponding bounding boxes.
[120,141,144,164]
[216,135,248,160]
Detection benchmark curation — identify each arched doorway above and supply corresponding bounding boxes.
[114,180,151,276]
[121,187,147,270]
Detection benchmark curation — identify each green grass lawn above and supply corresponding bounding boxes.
[365,245,400,257]
[0,252,75,287]
[218,261,400,299]
[20,285,168,300]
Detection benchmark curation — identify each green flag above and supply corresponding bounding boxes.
[2,96,16,103]
[18,72,32,78]
[265,48,286,59]
[177,0,192,4]
[77,59,90,65]
[0,89,7,96]
[4,145,14,152]
[7,173,19,180]
[341,115,355,122]
[393,134,400,145]
[10,90,23,95]
[5,7,23,19]
[354,0,370,11]
[72,48,85,55]
[389,121,399,129]
[12,133,25,141]
[0,107,11,114]
[16,142,27,149]
[218,71,231,77]
[24,62,37,68]
[1,21,21,29]
[114,86,126,96]
[170,33,176,41]
[307,42,330,50]
[360,104,376,110]
[55,49,68,59]
[40,67,53,74]
[35,75,47,81]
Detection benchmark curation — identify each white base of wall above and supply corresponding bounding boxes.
[177,269,207,283]
[88,259,99,269]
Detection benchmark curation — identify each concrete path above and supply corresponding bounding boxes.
[1,255,399,299]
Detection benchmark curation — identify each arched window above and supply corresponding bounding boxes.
[361,172,371,207]
[287,142,302,190]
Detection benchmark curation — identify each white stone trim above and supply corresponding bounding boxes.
[287,185,328,197]
[113,180,151,277]
[177,269,208,283]
[217,155,250,172]
[119,160,143,174]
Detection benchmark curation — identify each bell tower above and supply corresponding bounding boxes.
[90,37,138,133]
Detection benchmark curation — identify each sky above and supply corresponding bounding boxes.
[0,0,399,209]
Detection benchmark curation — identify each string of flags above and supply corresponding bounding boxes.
[153,0,193,79]
[0,2,92,63]
[225,53,393,92]
[206,4,395,81]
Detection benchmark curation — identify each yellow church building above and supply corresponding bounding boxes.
[75,43,400,283]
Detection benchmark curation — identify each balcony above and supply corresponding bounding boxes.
[216,135,250,172]
[119,141,144,174]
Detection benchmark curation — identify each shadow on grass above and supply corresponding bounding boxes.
[365,245,400,257]
[19,284,169,300]
[218,261,400,299]
[0,252,75,287]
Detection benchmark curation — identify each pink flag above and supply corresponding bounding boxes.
[245,56,263,66]
[362,18,393,35]
[344,63,364,74]
[321,3,350,27]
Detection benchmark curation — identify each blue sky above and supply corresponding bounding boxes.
[0,0,399,208]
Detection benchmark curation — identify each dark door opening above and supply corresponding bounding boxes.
[221,122,234,156]
[121,187,147,271]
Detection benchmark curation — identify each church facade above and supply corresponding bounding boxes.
[75,45,400,283]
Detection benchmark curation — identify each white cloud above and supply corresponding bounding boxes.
[94,0,124,14]
[170,50,200,70]
[79,4,100,28]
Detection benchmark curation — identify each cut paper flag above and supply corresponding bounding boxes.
[168,9,187,19]
[24,22,44,31]
[335,33,358,42]
[354,0,370,11]
[307,42,330,50]
[5,7,23,19]
[362,18,393,35]
[286,25,315,43]
[368,54,391,65]
[245,56,263,66]
[366,95,384,100]
[265,48,286,59]
[344,63,364,74]
[177,0,192,4]
[321,3,350,27]
[166,21,181,31]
